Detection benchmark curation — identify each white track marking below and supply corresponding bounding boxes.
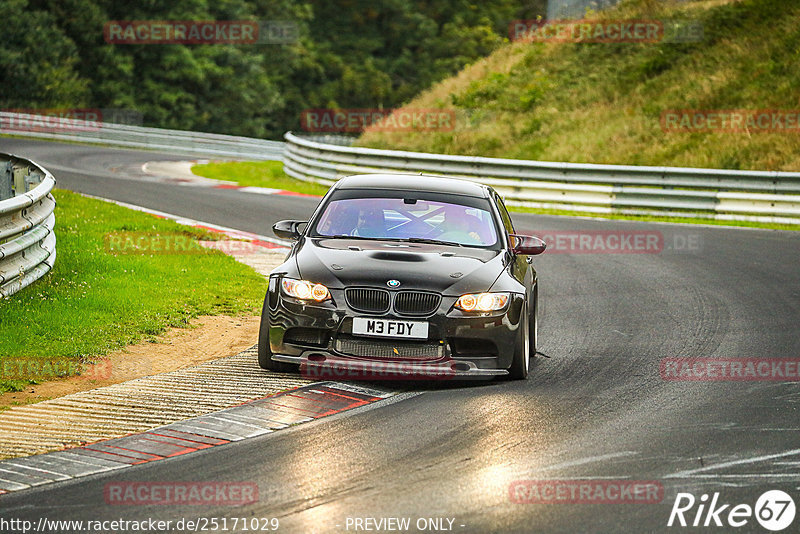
[77,192,291,248]
[536,451,639,472]
[665,448,800,478]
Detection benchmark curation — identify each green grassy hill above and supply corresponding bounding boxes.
[358,0,800,171]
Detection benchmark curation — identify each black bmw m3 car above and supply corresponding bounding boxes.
[258,173,546,380]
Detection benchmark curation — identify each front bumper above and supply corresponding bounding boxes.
[266,279,524,379]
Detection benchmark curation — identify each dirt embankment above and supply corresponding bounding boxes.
[0,315,260,410]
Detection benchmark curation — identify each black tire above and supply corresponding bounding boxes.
[257,297,297,373]
[507,301,530,380]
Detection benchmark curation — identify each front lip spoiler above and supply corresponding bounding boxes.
[272,353,507,379]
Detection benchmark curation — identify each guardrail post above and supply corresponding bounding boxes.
[27,169,43,190]
[12,164,28,194]
[0,161,12,201]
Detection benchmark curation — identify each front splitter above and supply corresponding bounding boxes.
[272,353,508,379]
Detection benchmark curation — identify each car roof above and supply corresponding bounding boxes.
[333,174,491,198]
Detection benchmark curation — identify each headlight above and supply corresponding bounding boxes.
[455,292,509,312]
[281,278,330,302]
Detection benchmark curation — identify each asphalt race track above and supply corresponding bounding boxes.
[1,138,799,533]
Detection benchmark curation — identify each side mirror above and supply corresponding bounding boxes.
[273,220,307,240]
[510,234,546,255]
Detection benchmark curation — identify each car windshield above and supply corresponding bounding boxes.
[312,197,499,247]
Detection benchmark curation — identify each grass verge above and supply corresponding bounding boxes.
[192,160,328,196]
[0,189,266,392]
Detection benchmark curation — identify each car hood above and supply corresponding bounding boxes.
[292,238,507,295]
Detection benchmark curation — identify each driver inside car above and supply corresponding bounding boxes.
[351,208,386,238]
[437,206,484,244]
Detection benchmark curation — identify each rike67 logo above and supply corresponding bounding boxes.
[668,490,796,531]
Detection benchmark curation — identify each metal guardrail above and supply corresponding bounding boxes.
[0,112,284,160]
[2,112,798,224]
[284,132,800,224]
[0,154,56,298]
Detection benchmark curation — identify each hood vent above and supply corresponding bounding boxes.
[368,251,425,262]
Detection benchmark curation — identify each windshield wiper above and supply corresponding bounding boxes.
[318,234,368,239]
[319,235,464,247]
[406,237,463,247]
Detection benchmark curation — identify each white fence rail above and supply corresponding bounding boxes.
[0,154,56,298]
[284,132,800,224]
[0,112,284,160]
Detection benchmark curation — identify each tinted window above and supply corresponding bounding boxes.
[313,196,499,247]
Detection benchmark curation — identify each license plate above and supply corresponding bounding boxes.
[352,318,428,339]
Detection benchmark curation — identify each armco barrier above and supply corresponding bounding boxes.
[2,112,798,224]
[283,132,800,224]
[0,111,284,160]
[0,154,56,297]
